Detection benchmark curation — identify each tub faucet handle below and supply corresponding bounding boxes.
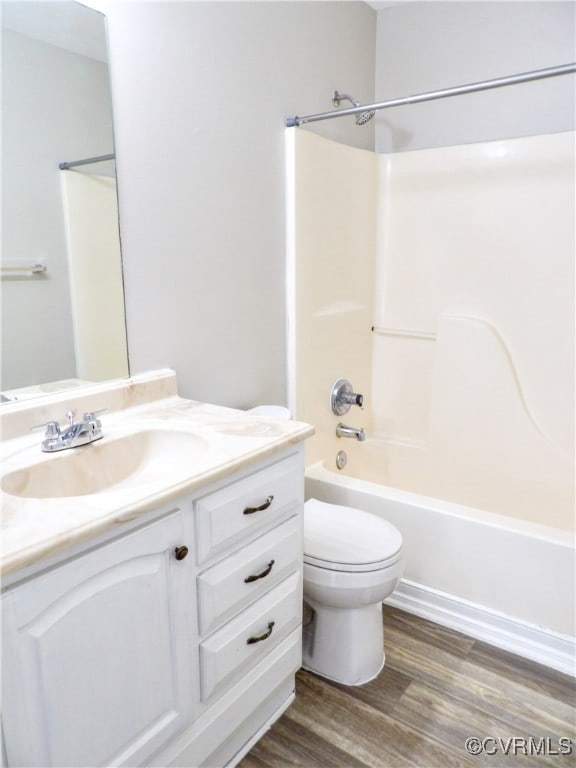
[331,379,364,415]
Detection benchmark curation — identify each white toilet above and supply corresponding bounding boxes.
[246,406,404,686]
[302,498,403,686]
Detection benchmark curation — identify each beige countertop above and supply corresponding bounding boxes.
[1,375,313,579]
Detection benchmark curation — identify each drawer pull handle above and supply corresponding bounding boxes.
[244,559,275,583]
[174,545,189,561]
[246,621,275,645]
[243,495,274,515]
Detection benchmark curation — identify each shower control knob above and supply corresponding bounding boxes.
[330,379,364,415]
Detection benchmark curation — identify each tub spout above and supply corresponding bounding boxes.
[336,423,366,441]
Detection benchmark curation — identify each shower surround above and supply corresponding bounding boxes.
[287,129,574,665]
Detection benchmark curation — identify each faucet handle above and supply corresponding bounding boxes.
[331,379,365,416]
[31,420,61,437]
[83,408,107,422]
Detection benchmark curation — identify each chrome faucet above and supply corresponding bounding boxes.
[331,379,364,416]
[336,423,366,441]
[34,410,106,452]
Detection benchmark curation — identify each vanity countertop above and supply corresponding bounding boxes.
[1,383,313,579]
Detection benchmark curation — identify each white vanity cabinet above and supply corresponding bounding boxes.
[1,446,305,768]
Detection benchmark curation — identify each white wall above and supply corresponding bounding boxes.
[372,132,574,530]
[103,1,376,409]
[292,129,574,531]
[375,1,576,152]
[290,131,377,466]
[1,29,114,390]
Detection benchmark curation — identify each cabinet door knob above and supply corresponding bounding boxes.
[243,495,274,515]
[244,559,275,583]
[174,545,189,561]
[246,621,275,645]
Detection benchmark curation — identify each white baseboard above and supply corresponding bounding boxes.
[386,579,576,677]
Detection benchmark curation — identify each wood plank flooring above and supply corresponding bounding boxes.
[239,606,575,768]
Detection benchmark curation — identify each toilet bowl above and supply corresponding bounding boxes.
[302,498,403,686]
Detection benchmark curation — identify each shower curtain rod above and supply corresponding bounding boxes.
[285,63,576,127]
[59,153,115,170]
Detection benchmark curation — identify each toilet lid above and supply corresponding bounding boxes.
[304,498,403,572]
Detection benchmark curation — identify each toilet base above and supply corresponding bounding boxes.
[301,653,385,687]
[302,600,385,686]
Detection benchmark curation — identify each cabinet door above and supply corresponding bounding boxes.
[2,511,196,768]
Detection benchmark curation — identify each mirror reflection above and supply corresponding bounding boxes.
[1,0,129,403]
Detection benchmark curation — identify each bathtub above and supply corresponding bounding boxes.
[305,457,575,675]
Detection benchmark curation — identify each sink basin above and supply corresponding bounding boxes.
[2,429,208,499]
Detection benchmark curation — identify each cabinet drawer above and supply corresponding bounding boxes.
[198,516,302,636]
[199,571,301,701]
[195,454,302,563]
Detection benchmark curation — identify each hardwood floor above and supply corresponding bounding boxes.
[239,606,576,768]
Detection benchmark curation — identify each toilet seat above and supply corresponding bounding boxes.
[304,550,403,573]
[304,498,403,573]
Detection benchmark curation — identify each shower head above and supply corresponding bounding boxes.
[331,90,375,125]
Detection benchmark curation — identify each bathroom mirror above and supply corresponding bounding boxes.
[1,0,129,403]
